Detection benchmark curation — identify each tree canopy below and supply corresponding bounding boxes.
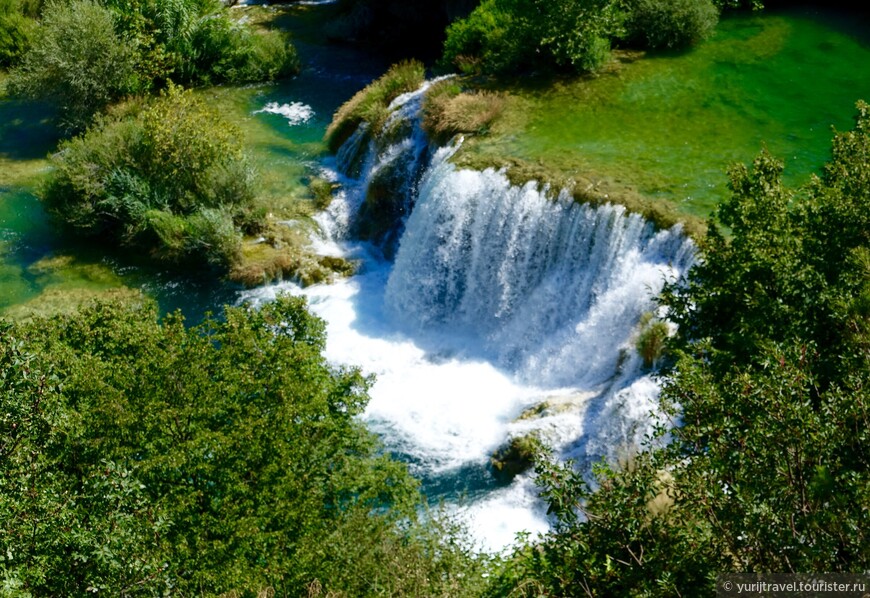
[6,0,297,130]
[440,0,728,76]
[490,101,870,596]
[0,296,491,596]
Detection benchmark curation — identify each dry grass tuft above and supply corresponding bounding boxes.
[422,80,505,145]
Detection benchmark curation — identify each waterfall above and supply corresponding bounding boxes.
[243,81,695,550]
[386,152,694,389]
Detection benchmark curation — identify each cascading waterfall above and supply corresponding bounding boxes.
[243,81,695,550]
[386,154,695,389]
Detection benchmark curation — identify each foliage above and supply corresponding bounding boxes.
[621,0,719,50]
[488,452,722,597]
[0,0,34,67]
[324,59,425,153]
[422,78,505,144]
[7,0,297,130]
[441,0,762,75]
[41,86,255,270]
[6,0,138,131]
[714,0,762,8]
[494,102,870,595]
[0,297,492,596]
[441,0,621,76]
[178,9,298,86]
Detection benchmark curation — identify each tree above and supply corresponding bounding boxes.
[2,296,472,595]
[441,0,621,76]
[7,0,137,131]
[7,0,298,131]
[493,102,870,595]
[621,0,719,50]
[41,86,256,270]
[0,0,34,67]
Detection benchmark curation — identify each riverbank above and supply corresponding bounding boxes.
[442,6,870,237]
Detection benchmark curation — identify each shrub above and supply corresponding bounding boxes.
[8,0,299,130]
[186,13,298,85]
[7,0,137,131]
[0,0,34,67]
[441,0,530,75]
[325,59,425,153]
[441,0,621,76]
[41,86,258,270]
[622,0,719,49]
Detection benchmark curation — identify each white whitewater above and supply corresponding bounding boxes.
[241,83,695,551]
[253,101,314,126]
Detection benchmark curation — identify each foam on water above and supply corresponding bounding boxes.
[253,101,315,126]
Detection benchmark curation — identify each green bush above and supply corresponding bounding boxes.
[0,0,34,67]
[41,86,258,270]
[441,0,530,75]
[186,13,298,85]
[7,0,137,131]
[441,0,620,76]
[622,0,719,49]
[0,297,492,596]
[7,0,299,130]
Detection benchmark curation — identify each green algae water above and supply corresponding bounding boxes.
[474,7,870,219]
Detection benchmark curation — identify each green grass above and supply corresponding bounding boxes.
[458,8,870,224]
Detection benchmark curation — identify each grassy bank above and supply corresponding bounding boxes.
[435,8,870,236]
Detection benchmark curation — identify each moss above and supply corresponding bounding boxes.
[27,254,120,284]
[489,433,542,483]
[325,60,426,153]
[2,286,144,321]
[353,163,408,246]
[452,150,707,240]
[515,398,579,421]
[309,177,337,211]
[230,220,356,288]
